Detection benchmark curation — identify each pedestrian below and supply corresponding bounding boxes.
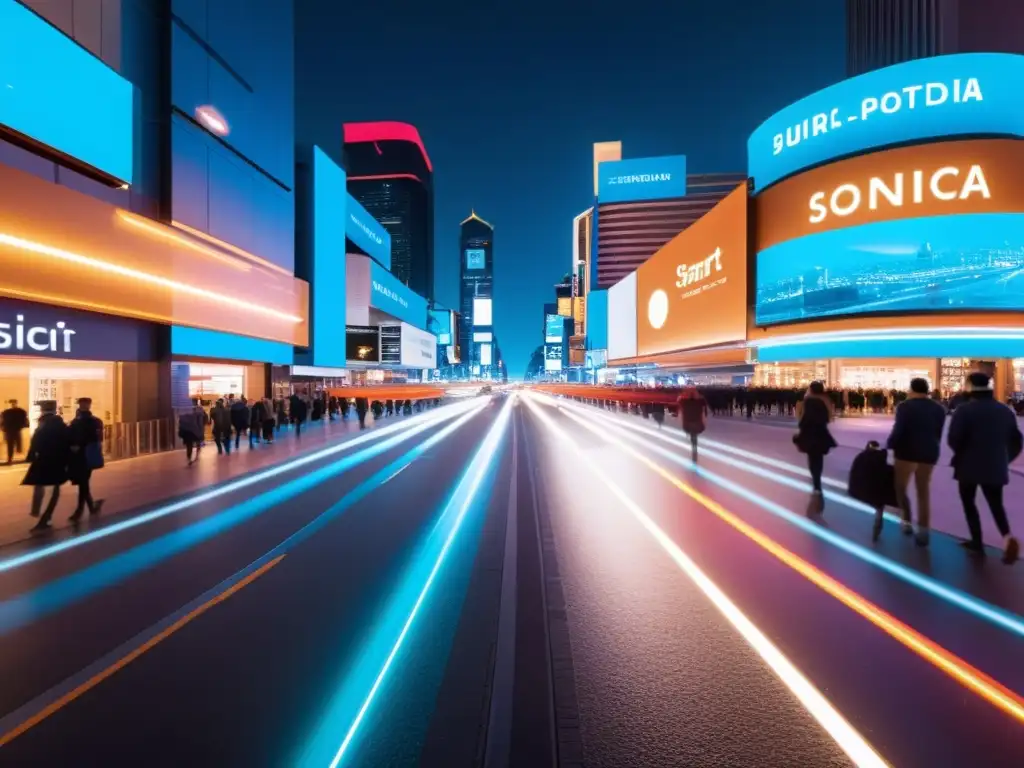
[23,400,69,531]
[355,397,369,430]
[178,399,206,465]
[948,372,1021,563]
[261,397,276,443]
[249,396,265,447]
[677,386,708,463]
[848,440,896,542]
[329,395,339,421]
[289,392,308,437]
[1,399,29,465]
[210,398,233,455]
[793,381,837,516]
[652,401,666,430]
[231,395,249,449]
[67,397,105,520]
[885,377,946,546]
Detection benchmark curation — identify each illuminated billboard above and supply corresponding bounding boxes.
[428,309,452,344]
[466,249,486,270]
[480,342,493,367]
[473,297,493,326]
[400,323,437,368]
[755,212,1024,326]
[473,331,493,342]
[636,185,748,356]
[545,314,564,343]
[598,155,687,204]
[544,345,563,372]
[607,272,638,360]
[369,261,427,329]
[748,53,1024,193]
[0,0,134,183]
[346,326,380,363]
[345,193,391,269]
[755,139,1024,252]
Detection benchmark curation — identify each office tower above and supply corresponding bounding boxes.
[595,172,746,289]
[343,121,434,299]
[459,211,494,374]
[846,0,1024,76]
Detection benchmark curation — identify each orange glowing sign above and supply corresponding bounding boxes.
[0,162,308,346]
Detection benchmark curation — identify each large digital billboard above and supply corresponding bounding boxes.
[545,314,564,343]
[598,155,687,204]
[308,148,347,368]
[473,297,493,326]
[755,212,1024,326]
[544,345,563,372]
[755,139,1024,252]
[428,308,452,344]
[636,185,748,356]
[607,272,638,360]
[748,53,1024,193]
[345,193,391,269]
[346,326,380,363]
[400,323,437,368]
[0,0,134,183]
[465,249,486,270]
[369,262,427,329]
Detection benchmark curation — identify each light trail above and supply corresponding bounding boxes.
[540,396,1024,728]
[299,396,515,767]
[524,395,888,768]
[0,399,481,576]
[554,396,1024,641]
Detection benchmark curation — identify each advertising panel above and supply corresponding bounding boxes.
[598,155,688,204]
[428,309,452,344]
[380,324,401,364]
[345,325,380,363]
[607,272,638,360]
[755,211,1024,326]
[345,193,391,269]
[0,297,162,362]
[755,139,1024,252]
[473,331,493,343]
[473,297,493,326]
[0,0,134,183]
[544,345,563,372]
[545,314,564,343]
[586,289,608,350]
[400,323,437,368]
[636,185,748,356]
[748,53,1024,193]
[309,148,347,368]
[369,261,428,329]
[480,342,492,367]
[465,249,486,270]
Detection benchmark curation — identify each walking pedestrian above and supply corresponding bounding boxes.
[67,397,105,520]
[794,381,837,516]
[652,401,666,430]
[178,400,206,465]
[355,397,369,430]
[261,397,276,443]
[677,387,708,463]
[289,392,308,437]
[23,400,69,531]
[231,395,249,449]
[1,399,29,464]
[210,398,233,455]
[249,397,265,447]
[886,377,946,546]
[948,372,1021,563]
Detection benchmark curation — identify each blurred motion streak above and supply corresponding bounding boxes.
[523,395,888,768]
[0,161,308,345]
[559,397,1024,640]
[542,397,1024,725]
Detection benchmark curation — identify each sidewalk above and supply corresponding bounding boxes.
[704,415,1023,549]
[0,414,393,550]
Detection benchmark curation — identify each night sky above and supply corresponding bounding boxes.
[297,0,846,376]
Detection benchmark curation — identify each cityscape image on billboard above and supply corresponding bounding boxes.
[755,211,1024,325]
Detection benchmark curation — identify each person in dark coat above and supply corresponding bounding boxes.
[210,398,233,455]
[794,381,837,516]
[289,393,308,437]
[1,399,29,465]
[355,397,370,429]
[249,397,265,447]
[230,396,249,449]
[677,387,708,463]
[886,377,947,546]
[23,401,70,531]
[179,401,206,465]
[947,372,1021,563]
[651,401,666,430]
[67,397,105,520]
[848,440,896,542]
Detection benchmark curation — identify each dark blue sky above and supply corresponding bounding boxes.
[297,0,846,376]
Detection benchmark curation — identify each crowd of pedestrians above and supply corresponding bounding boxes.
[591,373,1021,564]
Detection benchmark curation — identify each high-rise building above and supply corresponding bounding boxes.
[846,0,1024,76]
[595,172,746,289]
[343,121,434,300]
[459,211,495,376]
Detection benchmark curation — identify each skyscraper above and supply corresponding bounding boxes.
[343,122,434,299]
[459,211,494,375]
[846,0,1024,76]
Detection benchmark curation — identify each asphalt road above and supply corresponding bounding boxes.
[0,392,1021,766]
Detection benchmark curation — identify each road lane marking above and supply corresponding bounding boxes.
[560,397,1024,641]
[0,554,285,748]
[546,398,1024,728]
[0,400,482,575]
[381,464,410,484]
[525,396,888,768]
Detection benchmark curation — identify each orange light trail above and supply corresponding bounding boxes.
[551,398,1024,727]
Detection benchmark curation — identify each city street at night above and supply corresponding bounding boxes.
[0,393,1021,765]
